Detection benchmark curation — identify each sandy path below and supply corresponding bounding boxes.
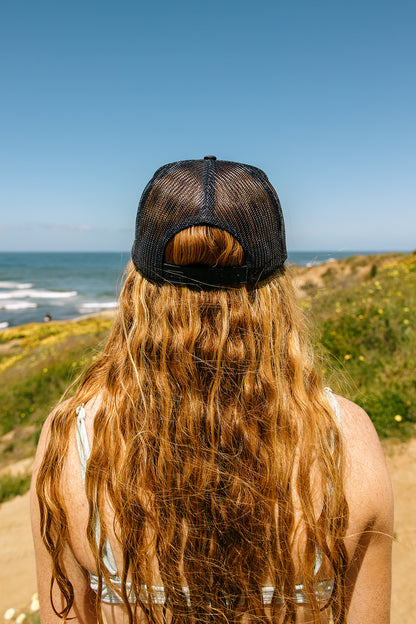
[1,441,415,622]
[387,438,416,624]
[0,490,37,617]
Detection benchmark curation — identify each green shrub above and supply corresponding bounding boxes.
[0,473,31,503]
[311,253,416,438]
[368,263,378,279]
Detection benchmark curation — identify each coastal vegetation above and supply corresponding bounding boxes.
[0,251,415,501]
[0,316,112,501]
[297,251,416,439]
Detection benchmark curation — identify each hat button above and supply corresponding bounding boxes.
[204,155,216,160]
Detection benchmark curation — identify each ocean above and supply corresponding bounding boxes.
[0,250,381,329]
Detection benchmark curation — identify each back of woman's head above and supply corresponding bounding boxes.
[37,158,349,624]
[131,157,287,288]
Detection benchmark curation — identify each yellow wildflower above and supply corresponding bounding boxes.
[344,354,352,360]
[403,306,409,312]
[358,355,365,362]
[394,415,402,422]
[377,308,384,314]
[42,367,48,373]
[403,319,409,325]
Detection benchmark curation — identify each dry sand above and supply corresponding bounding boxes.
[387,438,416,624]
[0,440,415,622]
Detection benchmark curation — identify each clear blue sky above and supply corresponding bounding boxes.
[0,0,415,252]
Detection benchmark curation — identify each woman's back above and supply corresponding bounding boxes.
[32,390,392,623]
[31,158,393,623]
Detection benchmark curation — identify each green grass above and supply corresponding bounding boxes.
[303,252,416,438]
[0,472,32,503]
[0,316,112,468]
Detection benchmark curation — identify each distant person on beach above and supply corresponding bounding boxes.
[43,313,52,323]
[31,157,393,624]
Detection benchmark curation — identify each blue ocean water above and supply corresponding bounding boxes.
[0,251,383,329]
[0,252,129,329]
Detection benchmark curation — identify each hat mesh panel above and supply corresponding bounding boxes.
[132,159,286,284]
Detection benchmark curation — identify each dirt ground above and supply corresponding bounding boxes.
[1,440,415,623]
[387,438,416,624]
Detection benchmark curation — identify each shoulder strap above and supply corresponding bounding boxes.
[75,404,90,485]
[324,387,342,428]
[74,404,118,577]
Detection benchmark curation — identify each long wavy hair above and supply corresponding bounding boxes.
[37,203,348,624]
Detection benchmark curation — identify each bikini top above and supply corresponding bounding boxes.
[75,388,341,606]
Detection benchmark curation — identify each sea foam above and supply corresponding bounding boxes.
[0,289,77,300]
[305,257,336,268]
[79,302,118,312]
[0,301,38,310]
[0,281,34,289]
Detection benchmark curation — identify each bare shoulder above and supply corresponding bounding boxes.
[334,394,384,455]
[334,394,394,530]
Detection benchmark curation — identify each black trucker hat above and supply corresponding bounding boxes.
[131,156,287,288]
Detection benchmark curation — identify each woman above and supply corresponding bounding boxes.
[31,157,393,624]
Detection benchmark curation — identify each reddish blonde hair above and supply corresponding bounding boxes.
[37,226,348,623]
